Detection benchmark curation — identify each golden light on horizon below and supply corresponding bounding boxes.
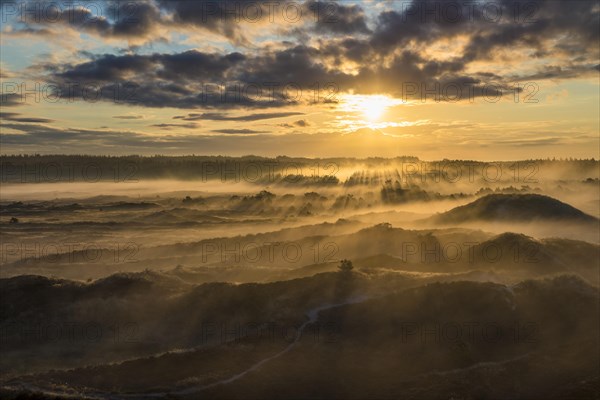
[339,94,406,129]
[341,94,404,120]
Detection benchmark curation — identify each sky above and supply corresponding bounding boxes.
[0,0,599,160]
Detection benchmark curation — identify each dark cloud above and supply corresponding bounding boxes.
[238,45,352,89]
[57,53,156,81]
[0,112,54,123]
[492,136,564,147]
[0,122,208,150]
[0,93,24,107]
[12,0,298,44]
[0,121,298,154]
[11,0,600,61]
[306,1,371,35]
[37,45,528,107]
[151,123,199,129]
[155,1,371,43]
[516,64,600,81]
[338,38,372,63]
[369,0,488,53]
[11,1,161,40]
[369,0,598,65]
[46,50,272,109]
[0,120,586,157]
[155,0,266,43]
[175,112,305,121]
[41,38,585,109]
[27,0,600,109]
[0,123,178,151]
[155,51,246,81]
[211,129,266,134]
[280,119,310,128]
[293,119,310,127]
[113,115,144,120]
[451,1,598,64]
[1,27,54,37]
[0,112,20,120]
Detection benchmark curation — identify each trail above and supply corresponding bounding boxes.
[2,295,371,400]
[173,294,370,395]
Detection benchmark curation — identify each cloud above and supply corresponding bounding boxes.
[293,119,310,127]
[18,0,600,111]
[0,112,55,123]
[307,1,371,35]
[1,120,595,158]
[11,0,300,45]
[0,93,24,107]
[155,0,262,44]
[151,123,199,129]
[0,66,16,79]
[211,129,266,134]
[113,115,145,120]
[279,119,310,128]
[174,112,305,121]
[8,1,162,41]
[45,50,292,109]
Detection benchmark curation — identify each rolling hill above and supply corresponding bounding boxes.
[431,194,598,224]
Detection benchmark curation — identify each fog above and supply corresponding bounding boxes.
[1,157,598,399]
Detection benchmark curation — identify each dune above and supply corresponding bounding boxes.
[431,194,598,224]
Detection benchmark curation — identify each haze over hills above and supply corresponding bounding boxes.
[2,221,598,284]
[0,156,598,399]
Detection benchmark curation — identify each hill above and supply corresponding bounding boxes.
[432,194,597,224]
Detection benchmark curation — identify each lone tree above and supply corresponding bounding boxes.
[338,259,353,272]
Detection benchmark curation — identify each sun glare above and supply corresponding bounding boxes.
[341,94,404,122]
[339,94,405,129]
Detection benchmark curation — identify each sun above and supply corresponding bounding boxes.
[362,97,391,121]
[340,94,404,125]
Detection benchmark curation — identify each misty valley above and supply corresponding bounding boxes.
[0,156,598,399]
